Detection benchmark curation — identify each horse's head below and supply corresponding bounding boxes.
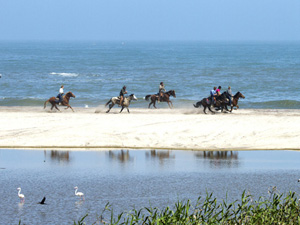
[129,94,138,101]
[66,92,76,98]
[237,92,245,99]
[169,90,176,98]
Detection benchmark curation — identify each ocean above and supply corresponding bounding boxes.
[0,41,299,109]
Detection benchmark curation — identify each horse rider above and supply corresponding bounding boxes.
[57,85,64,104]
[225,86,233,106]
[216,86,222,97]
[119,85,127,106]
[158,82,166,102]
[210,86,217,105]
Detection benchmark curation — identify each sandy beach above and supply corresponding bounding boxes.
[0,106,299,151]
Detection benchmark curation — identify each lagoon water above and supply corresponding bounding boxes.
[0,41,300,109]
[1,149,300,224]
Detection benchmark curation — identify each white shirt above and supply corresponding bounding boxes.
[59,88,64,94]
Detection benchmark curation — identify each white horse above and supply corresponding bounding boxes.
[105,94,138,113]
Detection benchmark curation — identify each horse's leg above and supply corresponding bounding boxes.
[230,106,233,112]
[225,105,229,111]
[127,107,130,113]
[208,105,215,114]
[106,103,114,113]
[120,107,124,113]
[54,104,60,112]
[203,106,207,114]
[153,100,157,109]
[148,101,152,109]
[167,101,171,109]
[67,104,74,112]
[167,100,173,109]
[220,104,224,112]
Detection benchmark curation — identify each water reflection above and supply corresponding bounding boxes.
[146,150,175,164]
[195,151,239,169]
[47,150,70,163]
[18,202,24,211]
[108,150,133,163]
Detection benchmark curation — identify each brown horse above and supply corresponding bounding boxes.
[145,90,176,109]
[44,92,76,112]
[193,94,228,114]
[226,91,245,112]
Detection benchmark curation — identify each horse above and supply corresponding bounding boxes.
[145,90,176,109]
[105,94,138,113]
[44,92,76,112]
[224,91,245,112]
[193,94,228,114]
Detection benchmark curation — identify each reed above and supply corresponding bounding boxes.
[73,188,300,224]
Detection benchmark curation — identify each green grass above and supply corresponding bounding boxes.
[74,188,300,224]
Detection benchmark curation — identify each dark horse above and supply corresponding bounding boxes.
[193,94,228,114]
[224,91,245,112]
[44,92,76,112]
[145,90,176,109]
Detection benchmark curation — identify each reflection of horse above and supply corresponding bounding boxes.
[145,90,176,109]
[108,150,132,163]
[193,94,228,114]
[105,94,137,113]
[50,151,70,162]
[44,92,76,112]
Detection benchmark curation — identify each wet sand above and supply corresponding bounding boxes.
[0,106,299,150]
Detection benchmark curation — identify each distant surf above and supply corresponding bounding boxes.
[50,72,79,77]
[249,100,300,109]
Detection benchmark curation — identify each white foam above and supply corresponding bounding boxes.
[50,72,79,77]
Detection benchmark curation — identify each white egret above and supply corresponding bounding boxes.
[74,186,84,200]
[17,187,25,203]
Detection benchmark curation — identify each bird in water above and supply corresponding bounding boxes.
[38,197,46,205]
[17,187,25,203]
[74,186,85,200]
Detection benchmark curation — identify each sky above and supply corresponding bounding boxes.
[0,0,300,41]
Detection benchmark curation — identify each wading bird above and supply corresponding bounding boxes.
[74,186,84,200]
[17,187,25,203]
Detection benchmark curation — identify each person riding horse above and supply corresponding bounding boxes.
[210,87,217,105]
[158,82,166,102]
[225,86,234,106]
[119,85,127,106]
[57,85,64,104]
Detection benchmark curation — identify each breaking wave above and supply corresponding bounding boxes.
[50,72,79,77]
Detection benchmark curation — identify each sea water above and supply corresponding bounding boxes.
[0,41,299,109]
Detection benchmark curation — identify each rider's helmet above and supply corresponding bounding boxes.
[123,85,126,89]
[160,82,163,85]
[218,86,222,89]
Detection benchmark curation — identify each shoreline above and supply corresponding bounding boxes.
[0,107,299,151]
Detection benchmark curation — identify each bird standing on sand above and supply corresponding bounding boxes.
[74,186,84,200]
[17,187,25,203]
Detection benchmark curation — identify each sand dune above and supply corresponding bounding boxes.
[0,106,299,150]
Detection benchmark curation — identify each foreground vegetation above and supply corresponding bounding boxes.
[75,188,300,224]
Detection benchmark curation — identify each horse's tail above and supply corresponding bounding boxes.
[193,101,202,108]
[44,100,49,109]
[105,99,112,107]
[145,95,151,101]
